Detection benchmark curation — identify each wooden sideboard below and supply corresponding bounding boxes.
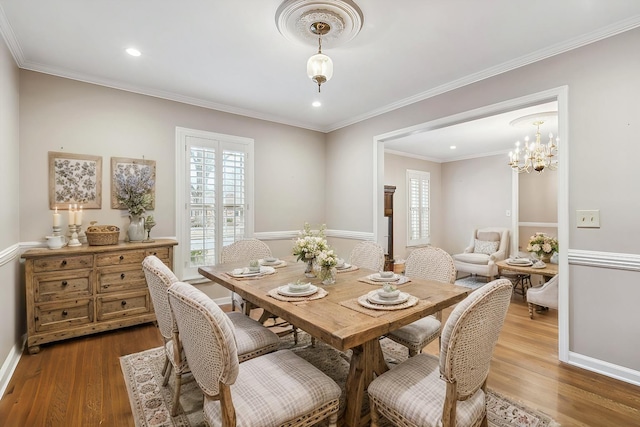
[22,239,178,354]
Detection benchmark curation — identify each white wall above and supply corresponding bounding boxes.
[0,33,22,390]
[326,28,640,376]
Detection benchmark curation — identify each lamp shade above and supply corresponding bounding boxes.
[307,53,333,84]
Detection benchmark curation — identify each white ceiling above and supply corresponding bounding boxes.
[1,0,640,158]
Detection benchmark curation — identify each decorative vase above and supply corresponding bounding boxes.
[304,254,316,278]
[127,215,146,242]
[319,266,337,285]
[535,252,551,263]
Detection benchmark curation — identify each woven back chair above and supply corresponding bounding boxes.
[369,279,513,427]
[349,241,385,271]
[167,281,341,427]
[142,256,280,415]
[221,238,272,313]
[387,247,457,356]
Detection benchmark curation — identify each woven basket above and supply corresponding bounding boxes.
[86,224,120,246]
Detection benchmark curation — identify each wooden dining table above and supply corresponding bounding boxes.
[198,257,471,427]
[496,259,558,280]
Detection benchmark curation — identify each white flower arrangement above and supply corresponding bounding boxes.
[316,249,338,268]
[292,223,329,261]
[527,233,558,259]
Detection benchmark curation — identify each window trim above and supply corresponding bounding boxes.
[175,127,254,280]
[406,169,430,247]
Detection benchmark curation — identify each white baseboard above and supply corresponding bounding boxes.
[568,351,640,387]
[0,337,24,398]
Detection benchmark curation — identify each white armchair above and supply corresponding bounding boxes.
[453,227,509,280]
[526,274,558,319]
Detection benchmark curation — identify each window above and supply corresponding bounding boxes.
[176,128,254,280]
[406,169,430,246]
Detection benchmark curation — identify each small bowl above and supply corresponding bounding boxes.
[264,256,278,263]
[288,282,311,292]
[379,271,394,279]
[377,289,400,300]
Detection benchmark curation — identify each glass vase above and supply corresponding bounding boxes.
[319,266,337,285]
[127,215,146,242]
[304,255,316,278]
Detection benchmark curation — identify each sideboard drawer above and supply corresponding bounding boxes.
[97,290,151,321]
[34,270,92,302]
[98,266,147,293]
[33,255,93,273]
[144,247,170,262]
[96,250,146,267]
[35,299,93,332]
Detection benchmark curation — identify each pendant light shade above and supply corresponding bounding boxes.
[307,52,333,90]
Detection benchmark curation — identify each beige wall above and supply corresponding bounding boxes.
[0,35,22,371]
[519,169,558,252]
[327,28,640,373]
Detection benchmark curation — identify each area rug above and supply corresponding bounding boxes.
[455,275,491,290]
[120,333,560,427]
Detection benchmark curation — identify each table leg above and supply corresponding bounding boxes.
[343,338,389,427]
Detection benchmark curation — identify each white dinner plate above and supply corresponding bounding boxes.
[277,285,318,297]
[506,259,533,266]
[336,263,351,270]
[368,273,400,282]
[228,270,262,278]
[366,290,410,305]
[260,259,282,266]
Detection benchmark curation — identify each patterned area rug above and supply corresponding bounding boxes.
[455,275,491,290]
[120,333,560,427]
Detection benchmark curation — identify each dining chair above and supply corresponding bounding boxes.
[386,246,457,356]
[349,240,385,271]
[167,281,341,427]
[368,279,513,427]
[142,255,280,415]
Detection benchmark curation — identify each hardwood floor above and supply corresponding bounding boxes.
[1,298,639,426]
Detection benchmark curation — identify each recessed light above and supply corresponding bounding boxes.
[450,145,456,150]
[126,48,141,57]
[312,101,322,107]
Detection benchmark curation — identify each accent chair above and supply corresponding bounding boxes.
[453,227,509,280]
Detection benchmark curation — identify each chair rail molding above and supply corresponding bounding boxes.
[0,243,20,267]
[568,249,640,271]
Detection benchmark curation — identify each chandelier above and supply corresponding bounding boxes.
[307,22,333,92]
[508,114,559,173]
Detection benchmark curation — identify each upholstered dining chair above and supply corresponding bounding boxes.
[142,255,280,415]
[526,274,558,319]
[167,281,341,427]
[221,238,272,313]
[368,279,513,427]
[453,227,509,281]
[349,240,385,271]
[386,246,457,356]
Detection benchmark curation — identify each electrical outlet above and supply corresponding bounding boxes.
[576,210,600,228]
[505,210,511,217]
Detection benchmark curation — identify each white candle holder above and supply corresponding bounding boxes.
[68,224,82,247]
[52,225,62,237]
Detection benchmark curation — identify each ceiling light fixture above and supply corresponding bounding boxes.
[312,100,322,107]
[125,47,141,57]
[307,22,333,92]
[508,112,559,173]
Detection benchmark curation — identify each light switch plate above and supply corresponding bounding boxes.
[576,210,600,228]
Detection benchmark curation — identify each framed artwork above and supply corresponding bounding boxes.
[110,157,156,210]
[49,151,102,209]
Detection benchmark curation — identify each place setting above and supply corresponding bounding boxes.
[359,270,410,285]
[259,256,287,268]
[505,256,534,267]
[335,258,358,273]
[356,283,419,311]
[268,280,328,302]
[226,260,277,280]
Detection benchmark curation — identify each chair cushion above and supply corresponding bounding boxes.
[203,349,341,427]
[477,231,501,242]
[473,239,499,255]
[368,353,485,427]
[227,312,280,362]
[387,316,441,349]
[453,252,490,265]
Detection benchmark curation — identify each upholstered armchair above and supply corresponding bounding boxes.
[526,274,558,319]
[453,227,509,280]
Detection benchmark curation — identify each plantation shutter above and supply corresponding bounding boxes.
[407,170,430,246]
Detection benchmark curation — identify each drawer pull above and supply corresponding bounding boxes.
[61,281,68,286]
[120,273,126,279]
[61,260,67,266]
[119,255,124,261]
[121,300,127,306]
[62,310,68,316]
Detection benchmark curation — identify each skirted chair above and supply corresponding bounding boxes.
[368,279,513,427]
[142,255,280,415]
[386,246,457,356]
[526,274,558,319]
[453,227,510,280]
[167,281,341,427]
[349,240,385,271]
[221,238,272,313]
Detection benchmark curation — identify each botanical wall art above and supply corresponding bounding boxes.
[110,157,156,214]
[48,151,103,209]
